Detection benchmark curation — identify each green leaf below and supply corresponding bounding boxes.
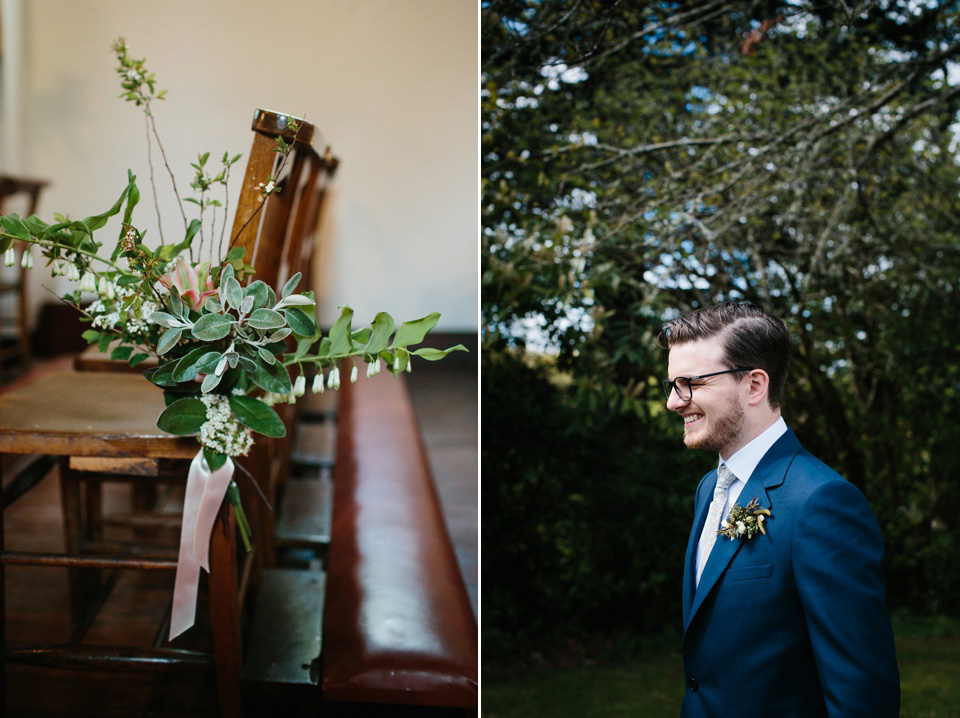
[251,358,292,394]
[0,214,32,241]
[412,345,468,360]
[148,360,179,387]
[81,329,100,344]
[173,346,213,382]
[192,313,233,340]
[156,327,183,355]
[281,272,301,299]
[284,307,316,336]
[248,308,285,330]
[224,276,243,310]
[204,447,228,471]
[229,395,286,438]
[328,306,354,356]
[244,280,270,309]
[389,312,441,349]
[110,345,134,361]
[201,372,223,393]
[129,352,150,367]
[225,246,245,263]
[98,332,112,354]
[258,346,277,365]
[195,351,222,375]
[156,397,206,435]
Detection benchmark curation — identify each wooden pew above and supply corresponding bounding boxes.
[321,370,478,713]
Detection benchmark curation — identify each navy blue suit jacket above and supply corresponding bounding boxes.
[681,428,899,717]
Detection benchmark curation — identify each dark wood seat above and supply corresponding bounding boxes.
[321,371,478,711]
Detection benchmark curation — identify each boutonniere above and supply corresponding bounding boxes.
[718,498,771,540]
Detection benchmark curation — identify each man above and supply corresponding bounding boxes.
[659,302,899,717]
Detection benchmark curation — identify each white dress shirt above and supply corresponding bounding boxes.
[694,416,787,586]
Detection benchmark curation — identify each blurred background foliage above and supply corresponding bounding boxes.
[482,0,960,660]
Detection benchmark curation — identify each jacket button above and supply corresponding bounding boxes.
[687,677,699,692]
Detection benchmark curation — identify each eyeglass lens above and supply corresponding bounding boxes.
[663,378,692,401]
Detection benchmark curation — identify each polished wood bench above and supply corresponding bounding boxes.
[321,371,477,712]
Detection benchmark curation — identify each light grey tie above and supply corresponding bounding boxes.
[696,464,736,585]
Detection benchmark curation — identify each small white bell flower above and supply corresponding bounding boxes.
[312,373,324,394]
[4,248,15,267]
[80,272,97,293]
[293,374,306,398]
[21,250,31,269]
[327,366,341,390]
[66,263,81,281]
[350,365,358,384]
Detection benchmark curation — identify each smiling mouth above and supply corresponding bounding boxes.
[683,414,703,427]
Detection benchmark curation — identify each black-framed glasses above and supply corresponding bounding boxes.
[660,368,754,402]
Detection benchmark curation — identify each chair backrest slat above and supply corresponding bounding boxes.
[228,109,337,289]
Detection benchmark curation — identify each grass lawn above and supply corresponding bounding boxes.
[483,615,960,717]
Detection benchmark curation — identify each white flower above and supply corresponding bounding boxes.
[327,366,340,390]
[4,248,15,267]
[293,374,306,398]
[350,365,358,384]
[79,272,97,293]
[65,263,81,281]
[312,373,324,394]
[20,250,32,269]
[198,394,253,457]
[736,521,747,536]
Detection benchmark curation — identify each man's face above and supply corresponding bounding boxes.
[665,336,747,457]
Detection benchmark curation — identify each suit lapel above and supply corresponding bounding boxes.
[683,428,802,633]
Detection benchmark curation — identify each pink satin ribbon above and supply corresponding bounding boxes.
[169,451,235,640]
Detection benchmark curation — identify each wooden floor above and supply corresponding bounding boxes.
[0,352,478,716]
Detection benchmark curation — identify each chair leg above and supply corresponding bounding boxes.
[58,458,98,627]
[209,502,242,718]
[0,456,6,717]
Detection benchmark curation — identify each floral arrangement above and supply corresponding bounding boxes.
[0,39,465,548]
[717,498,771,541]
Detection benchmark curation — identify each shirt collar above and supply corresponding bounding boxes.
[719,416,787,484]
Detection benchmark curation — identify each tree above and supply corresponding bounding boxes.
[483,0,960,652]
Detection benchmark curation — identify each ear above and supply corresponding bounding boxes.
[743,369,770,407]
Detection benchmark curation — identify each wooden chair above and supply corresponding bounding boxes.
[0,110,335,717]
[0,176,48,382]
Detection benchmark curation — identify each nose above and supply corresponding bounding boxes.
[665,385,689,412]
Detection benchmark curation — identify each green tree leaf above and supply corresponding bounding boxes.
[389,312,440,349]
[412,345,468,360]
[364,312,395,354]
[157,327,183,355]
[173,346,213,382]
[328,306,354,356]
[284,307,316,336]
[156,397,206,435]
[251,357,292,394]
[228,395,286,438]
[192,313,233,340]
[248,308,285,330]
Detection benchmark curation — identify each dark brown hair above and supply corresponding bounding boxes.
[657,302,791,409]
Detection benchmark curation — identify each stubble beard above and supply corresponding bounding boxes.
[683,393,745,454]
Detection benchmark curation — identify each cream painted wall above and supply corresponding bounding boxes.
[11,0,477,333]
